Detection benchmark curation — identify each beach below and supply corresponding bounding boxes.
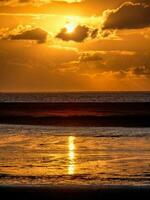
[0,93,150,198]
[1,0,150,196]
[0,125,150,186]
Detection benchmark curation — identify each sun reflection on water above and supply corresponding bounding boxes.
[68,136,76,175]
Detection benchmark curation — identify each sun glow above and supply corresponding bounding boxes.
[65,22,77,33]
[68,136,76,175]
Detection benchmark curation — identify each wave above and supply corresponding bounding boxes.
[0,124,150,137]
[0,102,150,127]
[1,172,150,185]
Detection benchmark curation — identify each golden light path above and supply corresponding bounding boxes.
[68,136,76,175]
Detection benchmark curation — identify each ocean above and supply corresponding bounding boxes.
[1,92,150,102]
[0,92,150,186]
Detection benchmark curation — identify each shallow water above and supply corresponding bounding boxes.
[0,125,150,186]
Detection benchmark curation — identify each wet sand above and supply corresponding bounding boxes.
[0,130,150,185]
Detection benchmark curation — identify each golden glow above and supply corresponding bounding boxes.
[65,22,77,33]
[68,136,76,175]
[1,134,150,185]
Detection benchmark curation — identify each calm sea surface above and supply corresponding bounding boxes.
[0,92,150,102]
[0,92,150,186]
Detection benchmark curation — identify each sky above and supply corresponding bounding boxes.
[0,0,150,91]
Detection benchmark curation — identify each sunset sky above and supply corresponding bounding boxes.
[0,0,150,91]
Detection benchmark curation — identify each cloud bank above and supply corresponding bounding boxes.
[103,2,150,30]
[56,25,98,42]
[8,28,48,43]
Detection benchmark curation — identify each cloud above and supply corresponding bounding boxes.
[8,28,48,43]
[79,52,103,62]
[66,50,150,79]
[133,65,150,76]
[0,41,83,91]
[0,0,149,17]
[19,0,31,2]
[0,0,125,16]
[1,40,150,91]
[56,25,98,42]
[103,2,150,30]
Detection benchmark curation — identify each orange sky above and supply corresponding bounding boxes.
[0,0,150,91]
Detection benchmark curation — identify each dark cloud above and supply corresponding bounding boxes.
[103,2,150,30]
[56,25,89,42]
[9,28,48,43]
[100,30,115,38]
[135,0,150,3]
[91,29,99,39]
[71,50,150,78]
[56,25,98,42]
[133,65,150,76]
[79,53,103,62]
